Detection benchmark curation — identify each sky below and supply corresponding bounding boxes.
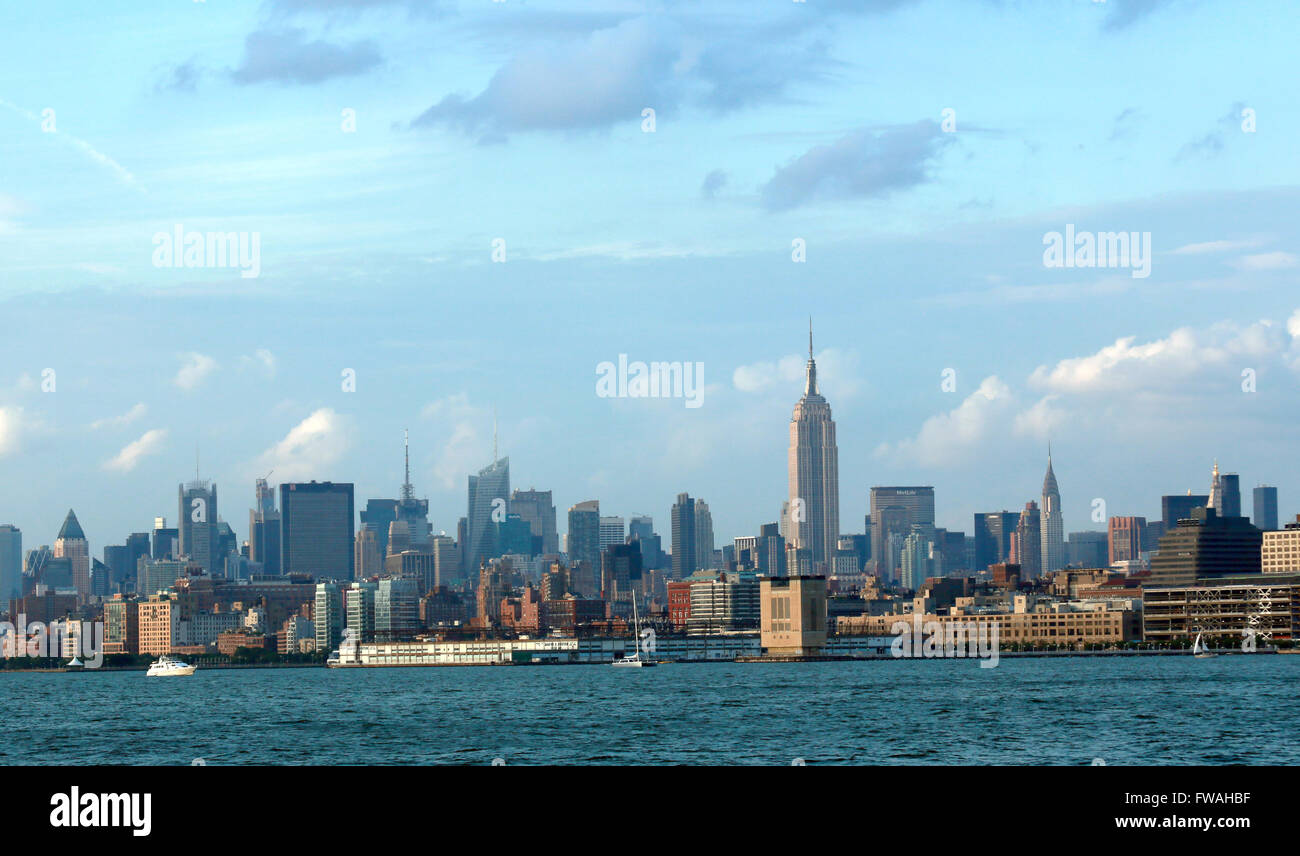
[1,0,1298,554]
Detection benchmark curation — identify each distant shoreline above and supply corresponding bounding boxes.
[1,647,1293,673]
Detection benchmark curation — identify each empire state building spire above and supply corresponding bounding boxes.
[787,319,838,571]
[805,316,818,396]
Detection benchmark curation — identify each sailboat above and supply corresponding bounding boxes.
[611,592,656,667]
[1192,632,1217,659]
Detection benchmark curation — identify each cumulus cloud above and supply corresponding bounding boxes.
[875,376,1014,467]
[759,121,952,211]
[239,348,277,377]
[90,403,147,431]
[0,406,34,457]
[732,348,861,398]
[174,353,218,390]
[230,28,382,85]
[880,310,1300,474]
[253,408,352,481]
[1012,395,1067,440]
[1027,320,1287,395]
[421,394,493,490]
[104,429,168,473]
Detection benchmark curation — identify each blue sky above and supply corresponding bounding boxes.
[2,0,1298,553]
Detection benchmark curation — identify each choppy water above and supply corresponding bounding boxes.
[2,657,1296,765]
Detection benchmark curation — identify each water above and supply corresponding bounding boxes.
[2,657,1296,765]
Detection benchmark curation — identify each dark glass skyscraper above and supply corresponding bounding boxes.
[1147,506,1261,586]
[0,524,20,601]
[179,479,219,574]
[1253,485,1279,531]
[671,493,698,579]
[280,481,355,580]
[567,500,600,571]
[466,456,510,575]
[249,477,281,574]
[973,511,1019,571]
[1162,494,1209,531]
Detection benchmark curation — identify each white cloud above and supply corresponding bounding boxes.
[874,376,1014,467]
[239,348,277,377]
[90,402,147,431]
[0,406,33,457]
[253,408,351,482]
[1013,395,1066,440]
[1027,319,1286,395]
[1169,238,1266,255]
[174,352,218,390]
[732,348,860,397]
[1234,252,1298,271]
[421,394,492,490]
[103,428,168,473]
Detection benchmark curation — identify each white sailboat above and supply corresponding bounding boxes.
[611,592,656,667]
[1192,632,1217,659]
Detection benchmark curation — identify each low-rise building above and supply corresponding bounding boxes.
[760,575,827,657]
[1142,574,1300,643]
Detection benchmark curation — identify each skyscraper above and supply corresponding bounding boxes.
[786,322,840,571]
[511,489,558,555]
[53,509,90,602]
[1254,485,1279,531]
[1220,472,1242,518]
[396,430,431,550]
[868,487,935,578]
[1162,493,1209,530]
[671,493,698,578]
[1040,451,1065,574]
[694,500,715,570]
[1207,461,1222,513]
[599,516,626,551]
[249,477,281,575]
[466,455,510,576]
[179,480,219,574]
[0,524,21,601]
[973,511,1018,571]
[1011,501,1042,579]
[1148,507,1262,586]
[566,501,600,570]
[1108,516,1146,565]
[360,499,399,557]
[280,482,355,580]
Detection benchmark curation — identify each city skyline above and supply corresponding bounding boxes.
[3,0,1300,554]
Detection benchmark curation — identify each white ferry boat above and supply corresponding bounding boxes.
[147,654,197,676]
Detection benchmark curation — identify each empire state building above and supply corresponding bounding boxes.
[786,323,840,571]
